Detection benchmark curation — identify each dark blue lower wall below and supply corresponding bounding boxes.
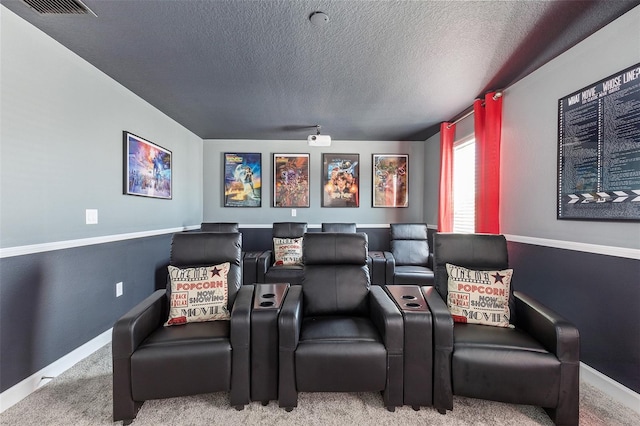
[507,241,640,393]
[0,234,172,392]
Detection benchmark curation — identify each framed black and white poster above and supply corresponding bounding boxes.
[557,63,640,221]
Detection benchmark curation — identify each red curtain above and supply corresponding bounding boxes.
[438,122,455,232]
[474,92,502,234]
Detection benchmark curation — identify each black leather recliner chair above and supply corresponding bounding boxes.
[321,222,357,232]
[278,232,404,411]
[200,222,239,232]
[385,223,434,285]
[257,222,307,284]
[112,232,253,424]
[423,233,579,425]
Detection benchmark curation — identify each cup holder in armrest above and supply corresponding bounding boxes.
[385,285,429,312]
[253,283,289,310]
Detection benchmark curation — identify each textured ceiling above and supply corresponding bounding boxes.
[2,0,639,141]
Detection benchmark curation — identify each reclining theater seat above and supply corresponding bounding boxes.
[423,233,579,425]
[386,223,434,285]
[321,222,357,233]
[278,232,404,411]
[257,222,307,284]
[112,232,253,424]
[200,222,239,232]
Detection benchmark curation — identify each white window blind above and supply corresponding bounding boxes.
[453,138,475,233]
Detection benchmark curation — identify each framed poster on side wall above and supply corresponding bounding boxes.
[223,153,261,207]
[123,131,172,199]
[273,153,310,207]
[322,153,359,207]
[372,154,408,207]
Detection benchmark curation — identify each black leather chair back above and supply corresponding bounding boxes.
[321,223,357,233]
[170,232,243,307]
[432,232,510,302]
[201,222,239,232]
[271,222,307,250]
[390,223,429,266]
[302,232,370,317]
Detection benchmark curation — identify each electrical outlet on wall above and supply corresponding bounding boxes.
[291,209,297,217]
[116,282,123,297]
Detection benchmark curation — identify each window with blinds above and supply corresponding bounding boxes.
[453,138,475,233]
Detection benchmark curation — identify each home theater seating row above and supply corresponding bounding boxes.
[112,224,580,425]
[201,221,433,287]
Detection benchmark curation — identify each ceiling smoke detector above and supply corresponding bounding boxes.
[309,11,329,26]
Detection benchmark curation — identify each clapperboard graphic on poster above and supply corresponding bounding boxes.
[557,63,640,221]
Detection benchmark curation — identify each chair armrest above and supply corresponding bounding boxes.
[112,289,166,359]
[230,284,254,407]
[422,286,453,351]
[370,285,404,408]
[422,286,454,411]
[369,286,403,354]
[278,285,303,409]
[383,251,395,285]
[513,291,580,363]
[257,250,273,282]
[230,285,254,348]
[278,285,303,351]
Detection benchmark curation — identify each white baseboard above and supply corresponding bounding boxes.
[0,328,112,413]
[580,362,640,414]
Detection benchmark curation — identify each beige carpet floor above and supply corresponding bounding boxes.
[1,343,637,425]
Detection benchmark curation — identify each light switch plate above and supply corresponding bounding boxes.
[116,282,123,297]
[86,209,98,224]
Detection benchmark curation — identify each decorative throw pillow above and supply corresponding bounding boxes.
[445,263,513,327]
[273,237,303,266]
[164,262,230,326]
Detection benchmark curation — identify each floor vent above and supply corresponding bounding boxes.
[22,0,96,16]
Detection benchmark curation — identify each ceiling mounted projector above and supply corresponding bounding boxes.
[308,125,331,146]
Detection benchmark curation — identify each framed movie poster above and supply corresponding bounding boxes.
[273,153,310,207]
[322,153,359,207]
[224,153,262,207]
[558,63,640,221]
[123,131,172,199]
[372,154,408,207]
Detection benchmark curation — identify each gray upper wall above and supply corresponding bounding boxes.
[0,8,204,249]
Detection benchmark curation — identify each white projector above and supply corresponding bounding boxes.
[307,134,332,146]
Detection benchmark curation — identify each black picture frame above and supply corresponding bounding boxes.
[557,63,640,221]
[321,153,359,207]
[372,154,408,207]
[273,153,310,208]
[223,152,262,207]
[123,131,172,199]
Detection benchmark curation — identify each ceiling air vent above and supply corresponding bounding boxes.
[22,0,96,16]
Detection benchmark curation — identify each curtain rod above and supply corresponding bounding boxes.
[446,91,503,129]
